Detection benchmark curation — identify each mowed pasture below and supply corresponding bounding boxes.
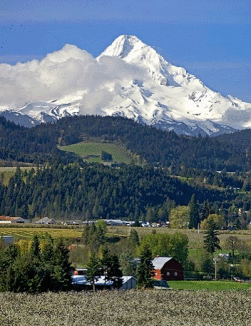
[59,141,134,164]
[0,289,251,326]
[168,280,251,291]
[0,226,82,240]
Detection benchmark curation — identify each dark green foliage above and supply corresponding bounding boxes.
[86,253,102,292]
[204,220,221,254]
[0,163,232,220]
[82,223,90,245]
[128,229,140,247]
[100,248,122,289]
[200,200,212,221]
[119,250,137,277]
[138,232,189,266]
[137,245,155,288]
[202,258,214,274]
[101,151,113,161]
[188,194,200,229]
[0,237,72,293]
[82,222,107,250]
[1,114,251,172]
[100,247,123,289]
[30,234,41,259]
[52,238,72,291]
[106,255,123,289]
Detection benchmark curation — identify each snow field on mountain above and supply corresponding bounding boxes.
[0,35,250,135]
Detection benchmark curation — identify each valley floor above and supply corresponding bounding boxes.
[1,288,250,326]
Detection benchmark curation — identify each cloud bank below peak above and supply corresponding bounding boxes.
[0,44,146,113]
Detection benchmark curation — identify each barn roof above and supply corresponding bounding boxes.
[152,257,173,270]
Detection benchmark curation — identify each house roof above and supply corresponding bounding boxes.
[0,216,14,221]
[35,217,55,224]
[0,216,25,222]
[152,257,173,270]
[71,275,113,286]
[71,275,135,286]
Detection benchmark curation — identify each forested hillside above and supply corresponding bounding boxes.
[0,163,236,220]
[0,115,251,172]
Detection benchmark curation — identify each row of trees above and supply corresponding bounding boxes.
[2,113,249,172]
[0,163,232,221]
[0,235,72,293]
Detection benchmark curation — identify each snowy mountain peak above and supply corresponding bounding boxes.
[101,35,146,58]
[0,35,251,136]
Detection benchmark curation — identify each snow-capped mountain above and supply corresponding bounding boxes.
[1,35,251,136]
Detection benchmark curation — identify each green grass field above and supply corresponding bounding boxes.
[108,226,251,269]
[0,227,82,240]
[59,141,135,164]
[168,280,251,291]
[0,166,35,185]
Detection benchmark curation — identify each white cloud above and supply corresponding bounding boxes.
[0,44,146,112]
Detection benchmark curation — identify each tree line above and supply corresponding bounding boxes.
[0,163,236,221]
[1,115,251,172]
[0,235,72,293]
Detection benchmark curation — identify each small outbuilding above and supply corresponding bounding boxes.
[71,274,137,290]
[120,276,137,290]
[35,217,56,224]
[0,216,26,224]
[152,257,184,281]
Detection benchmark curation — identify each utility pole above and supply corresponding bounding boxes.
[213,258,218,280]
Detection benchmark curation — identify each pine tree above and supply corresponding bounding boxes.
[52,238,72,291]
[137,245,155,288]
[86,253,101,292]
[30,234,41,260]
[188,194,200,229]
[119,250,137,276]
[204,219,221,255]
[101,247,123,288]
[128,229,140,247]
[107,255,123,289]
[82,223,90,245]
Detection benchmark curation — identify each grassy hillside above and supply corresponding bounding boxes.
[59,141,135,164]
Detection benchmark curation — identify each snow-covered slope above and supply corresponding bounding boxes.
[0,35,251,135]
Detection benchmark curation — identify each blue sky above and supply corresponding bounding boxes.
[1,0,250,102]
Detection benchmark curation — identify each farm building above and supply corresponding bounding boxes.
[71,274,136,290]
[0,216,26,224]
[152,257,184,281]
[35,217,56,224]
[120,276,137,290]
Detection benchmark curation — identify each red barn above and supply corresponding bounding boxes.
[152,257,184,281]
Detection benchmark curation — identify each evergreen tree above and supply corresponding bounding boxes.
[86,253,101,292]
[107,255,123,289]
[119,250,137,277]
[52,238,72,291]
[128,229,140,247]
[200,200,212,221]
[82,223,90,245]
[188,194,200,229]
[137,245,155,288]
[30,234,41,259]
[101,247,123,288]
[204,219,221,255]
